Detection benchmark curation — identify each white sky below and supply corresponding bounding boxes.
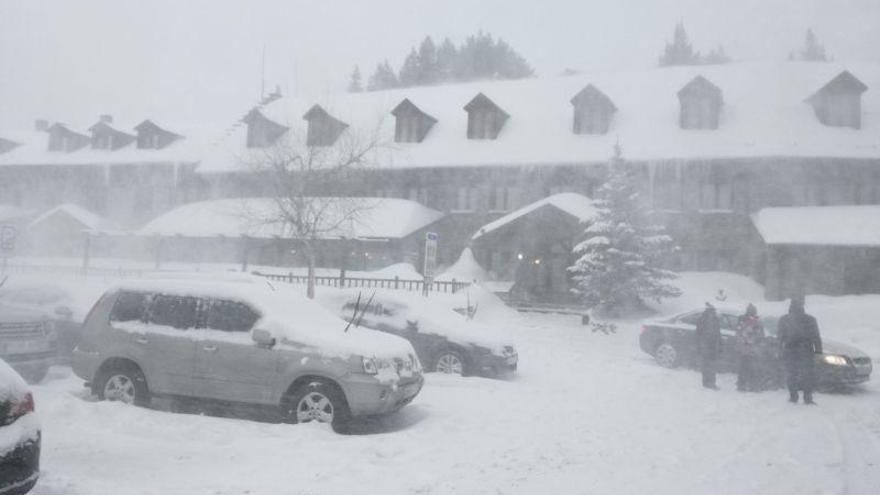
[1,0,878,130]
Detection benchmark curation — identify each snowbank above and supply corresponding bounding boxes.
[436,247,489,282]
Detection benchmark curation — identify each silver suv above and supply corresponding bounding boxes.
[71,280,423,432]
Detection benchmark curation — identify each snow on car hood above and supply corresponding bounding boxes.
[317,288,515,356]
[822,340,871,359]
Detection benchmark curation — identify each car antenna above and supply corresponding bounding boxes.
[265,280,276,291]
[0,275,7,289]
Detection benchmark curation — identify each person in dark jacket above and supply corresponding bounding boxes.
[777,295,822,404]
[695,303,722,390]
[735,303,765,392]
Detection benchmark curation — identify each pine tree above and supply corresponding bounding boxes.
[659,22,702,66]
[417,36,439,85]
[367,60,398,91]
[798,28,829,62]
[704,45,731,65]
[436,37,457,82]
[569,145,681,316]
[398,48,421,87]
[347,65,363,93]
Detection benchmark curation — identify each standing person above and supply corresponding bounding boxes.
[735,303,765,392]
[778,295,822,404]
[695,303,722,390]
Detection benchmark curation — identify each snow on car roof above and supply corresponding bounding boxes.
[200,61,880,174]
[752,205,880,247]
[108,279,415,360]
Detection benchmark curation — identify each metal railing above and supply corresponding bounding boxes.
[251,271,470,294]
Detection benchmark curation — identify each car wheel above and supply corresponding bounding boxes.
[283,379,351,433]
[97,365,150,407]
[434,350,465,375]
[654,342,681,369]
[22,366,49,384]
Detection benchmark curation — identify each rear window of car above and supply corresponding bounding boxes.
[206,299,259,333]
[110,291,151,323]
[147,295,199,330]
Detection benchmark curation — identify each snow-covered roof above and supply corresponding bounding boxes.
[137,197,445,240]
[30,203,108,231]
[471,193,597,241]
[199,61,880,174]
[752,205,880,247]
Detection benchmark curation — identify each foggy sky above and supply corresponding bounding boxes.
[1,0,879,131]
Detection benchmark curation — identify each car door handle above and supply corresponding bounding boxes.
[202,345,218,353]
[134,337,149,345]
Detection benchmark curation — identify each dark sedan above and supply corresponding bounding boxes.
[639,307,873,388]
[1,358,40,495]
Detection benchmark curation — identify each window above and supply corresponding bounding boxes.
[206,300,259,333]
[395,116,420,143]
[489,186,511,212]
[468,110,496,139]
[455,187,476,212]
[151,134,160,149]
[147,295,199,330]
[110,291,151,323]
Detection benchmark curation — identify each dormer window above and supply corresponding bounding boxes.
[677,76,723,130]
[89,117,135,150]
[806,71,868,129]
[242,109,289,149]
[464,93,509,140]
[391,99,437,143]
[134,120,184,150]
[570,84,617,135]
[303,105,348,147]
[47,124,90,152]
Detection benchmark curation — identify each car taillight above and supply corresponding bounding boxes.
[9,392,35,420]
[640,325,648,335]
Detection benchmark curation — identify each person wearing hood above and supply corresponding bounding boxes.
[695,303,722,390]
[735,303,765,392]
[777,295,822,404]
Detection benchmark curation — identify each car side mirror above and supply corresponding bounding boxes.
[54,305,73,320]
[252,328,276,348]
[406,319,419,332]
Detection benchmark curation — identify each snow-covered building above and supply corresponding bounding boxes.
[195,61,880,300]
[4,62,880,300]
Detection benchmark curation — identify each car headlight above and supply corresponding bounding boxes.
[362,357,378,374]
[823,355,849,366]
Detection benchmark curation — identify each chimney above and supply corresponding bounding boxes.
[35,119,49,132]
[99,114,113,124]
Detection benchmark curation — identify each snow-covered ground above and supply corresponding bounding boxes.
[15,271,880,494]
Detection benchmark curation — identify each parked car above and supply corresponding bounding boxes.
[639,307,873,388]
[0,357,41,495]
[318,290,518,377]
[71,280,423,432]
[0,283,82,361]
[0,304,58,384]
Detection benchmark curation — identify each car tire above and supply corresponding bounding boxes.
[22,366,49,384]
[97,364,150,407]
[654,342,682,369]
[282,379,351,433]
[433,349,466,375]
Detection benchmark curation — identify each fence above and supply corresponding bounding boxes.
[251,271,470,294]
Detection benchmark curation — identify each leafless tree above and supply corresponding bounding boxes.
[241,122,389,298]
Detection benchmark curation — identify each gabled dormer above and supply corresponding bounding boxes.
[242,109,288,148]
[0,137,20,154]
[88,115,135,150]
[570,84,617,135]
[134,120,183,149]
[303,105,348,147]
[391,99,437,143]
[464,93,509,140]
[806,71,868,129]
[47,123,90,152]
[677,76,723,130]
